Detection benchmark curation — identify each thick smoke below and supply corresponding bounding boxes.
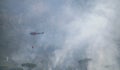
[0,0,120,70]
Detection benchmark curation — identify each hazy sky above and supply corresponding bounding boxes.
[0,0,120,70]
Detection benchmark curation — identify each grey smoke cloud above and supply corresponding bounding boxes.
[0,0,120,70]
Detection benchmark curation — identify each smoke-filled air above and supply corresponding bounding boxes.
[0,0,120,70]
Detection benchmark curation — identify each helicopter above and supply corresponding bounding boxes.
[30,32,44,35]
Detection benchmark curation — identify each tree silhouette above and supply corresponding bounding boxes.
[21,63,37,70]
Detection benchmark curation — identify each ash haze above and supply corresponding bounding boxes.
[0,0,120,70]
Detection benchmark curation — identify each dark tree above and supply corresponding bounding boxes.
[21,63,37,70]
